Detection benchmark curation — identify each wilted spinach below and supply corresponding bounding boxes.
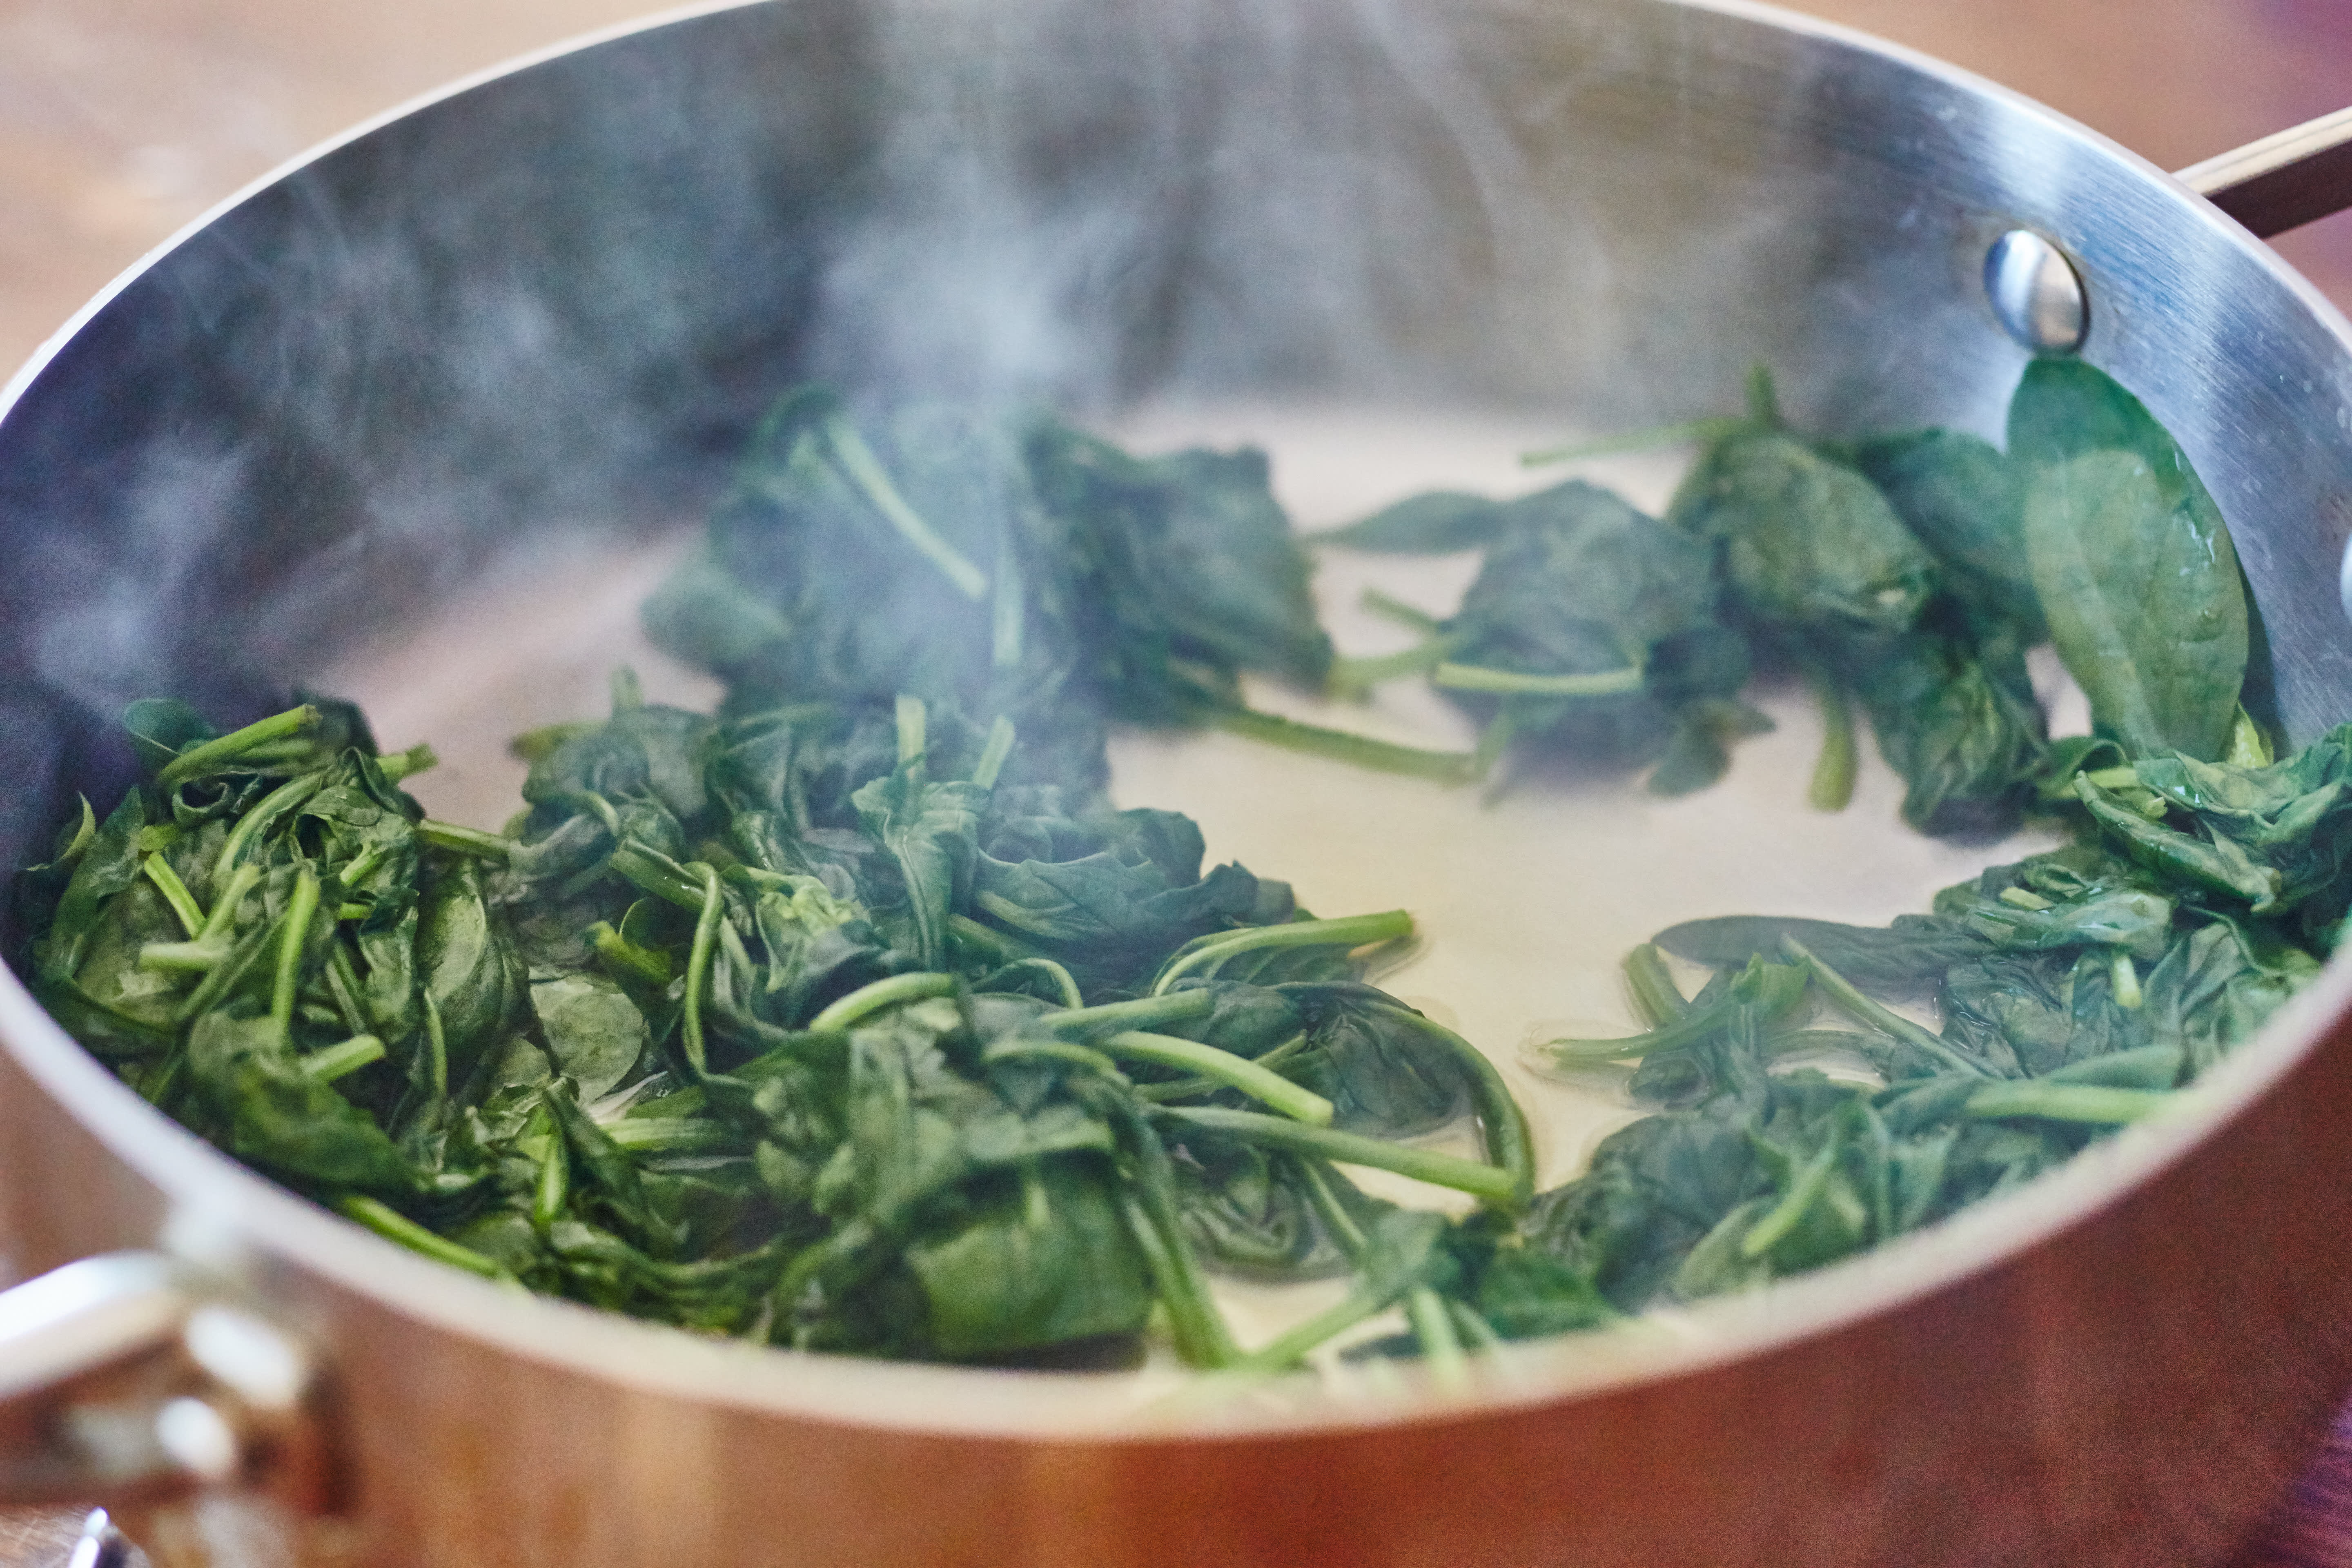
[19,688,1528,1371]
[1313,359,2251,844]
[1515,720,2338,1311]
[16,358,2316,1381]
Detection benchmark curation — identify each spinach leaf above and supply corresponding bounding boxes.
[1668,432,1937,637]
[1838,612,2047,838]
[1653,913,1988,1000]
[530,972,648,1100]
[850,759,986,974]
[1438,481,1757,786]
[1027,418,1334,707]
[1311,491,1509,553]
[2011,361,2248,760]
[1850,430,2041,639]
[902,1156,1155,1358]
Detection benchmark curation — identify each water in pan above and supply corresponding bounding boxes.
[317,401,2074,1387]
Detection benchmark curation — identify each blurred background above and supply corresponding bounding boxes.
[0,0,2346,376]
[0,0,2345,1564]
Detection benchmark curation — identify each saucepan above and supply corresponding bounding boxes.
[6,0,2352,1562]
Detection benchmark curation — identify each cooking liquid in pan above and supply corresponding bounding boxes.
[318,404,2077,1383]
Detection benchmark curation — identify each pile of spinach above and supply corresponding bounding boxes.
[14,358,2336,1374]
[643,387,1479,790]
[1517,710,2340,1309]
[1317,363,2254,835]
[17,682,1547,1370]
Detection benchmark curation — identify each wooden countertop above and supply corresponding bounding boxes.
[0,2,2347,1564]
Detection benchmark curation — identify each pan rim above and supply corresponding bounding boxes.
[4,0,2351,1443]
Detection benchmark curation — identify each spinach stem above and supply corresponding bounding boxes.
[1206,705,1481,784]
[302,1033,385,1084]
[376,743,437,782]
[823,414,989,601]
[508,722,599,764]
[1131,1032,1308,1103]
[171,923,272,1025]
[1472,709,1519,788]
[323,942,368,1037]
[1448,1298,1503,1352]
[1801,660,1857,812]
[1406,1286,1471,1391]
[1096,1031,1334,1125]
[1298,1158,1371,1257]
[1329,636,1457,699]
[1780,936,1991,1079]
[531,1117,568,1232]
[156,704,320,788]
[589,921,672,986]
[1100,1095,1238,1368]
[139,939,228,974]
[1116,1190,1234,1370]
[609,842,706,911]
[1152,910,1414,994]
[605,1118,737,1154]
[336,1195,513,1282]
[895,694,927,765]
[337,843,389,895]
[991,532,1025,670]
[682,862,724,1073]
[421,991,449,1102]
[416,820,514,860]
[2111,951,2144,1010]
[976,957,1082,1010]
[1965,1083,2173,1124]
[1741,1130,1840,1258]
[1540,998,1737,1063]
[1432,662,1642,697]
[1045,989,1216,1039]
[1624,943,1688,1029]
[141,854,205,937]
[268,868,321,1046]
[809,971,956,1032]
[1398,1011,1535,1207]
[971,715,1016,790]
[1225,1279,1395,1374]
[1155,1105,1520,1206]
[1359,588,1444,636]
[199,864,261,943]
[212,775,325,883]
[983,1039,1124,1078]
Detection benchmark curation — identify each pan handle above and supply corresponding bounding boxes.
[2177,105,2352,239]
[0,1251,337,1517]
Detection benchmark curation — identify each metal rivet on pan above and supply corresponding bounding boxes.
[1984,229,2089,354]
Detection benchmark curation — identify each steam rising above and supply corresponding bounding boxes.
[0,0,2034,871]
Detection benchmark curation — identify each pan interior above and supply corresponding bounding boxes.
[312,395,2074,1410]
[5,0,2352,1432]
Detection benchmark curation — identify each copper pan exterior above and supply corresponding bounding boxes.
[7,1,2352,1562]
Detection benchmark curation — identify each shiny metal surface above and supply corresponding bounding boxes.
[0,1255,187,1404]
[4,1,2352,1562]
[0,1253,330,1515]
[67,1508,134,1568]
[2181,104,2352,240]
[0,0,2343,757]
[1984,227,2089,352]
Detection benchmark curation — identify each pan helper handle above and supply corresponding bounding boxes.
[0,1249,339,1521]
[2178,104,2352,239]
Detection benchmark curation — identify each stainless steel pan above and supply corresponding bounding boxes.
[6,1,2352,1562]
